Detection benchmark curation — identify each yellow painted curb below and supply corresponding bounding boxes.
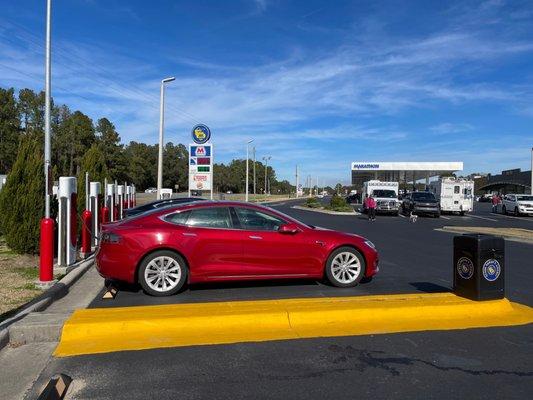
[54,293,533,357]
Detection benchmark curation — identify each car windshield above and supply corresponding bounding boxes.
[412,192,436,201]
[372,190,397,198]
[517,195,533,201]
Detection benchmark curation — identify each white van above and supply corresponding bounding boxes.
[429,178,474,215]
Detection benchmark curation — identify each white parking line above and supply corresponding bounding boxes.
[468,214,498,222]
[440,216,451,220]
[398,213,406,218]
[496,213,533,222]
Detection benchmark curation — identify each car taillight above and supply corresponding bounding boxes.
[101,232,121,244]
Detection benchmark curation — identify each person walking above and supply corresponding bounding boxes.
[491,193,499,213]
[367,194,377,221]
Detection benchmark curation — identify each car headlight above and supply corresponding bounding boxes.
[364,240,376,250]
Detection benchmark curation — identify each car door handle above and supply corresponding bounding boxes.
[249,235,263,240]
[182,232,197,237]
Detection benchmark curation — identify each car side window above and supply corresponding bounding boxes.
[163,211,191,225]
[186,207,232,229]
[234,207,286,231]
[454,186,460,194]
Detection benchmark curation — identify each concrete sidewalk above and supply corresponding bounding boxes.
[0,263,103,400]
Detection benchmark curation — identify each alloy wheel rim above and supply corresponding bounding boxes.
[144,256,181,292]
[331,251,361,284]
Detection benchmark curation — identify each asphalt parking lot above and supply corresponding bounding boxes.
[28,199,533,400]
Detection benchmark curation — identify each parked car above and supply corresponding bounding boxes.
[501,194,533,216]
[345,194,359,204]
[477,194,493,203]
[144,187,157,193]
[96,201,379,296]
[401,191,440,217]
[124,197,205,218]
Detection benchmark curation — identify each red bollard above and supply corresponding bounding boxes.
[81,209,92,258]
[123,200,128,210]
[39,217,55,284]
[101,206,109,224]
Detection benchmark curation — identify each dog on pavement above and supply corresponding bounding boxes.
[409,212,418,223]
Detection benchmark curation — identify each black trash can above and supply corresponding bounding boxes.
[453,234,505,301]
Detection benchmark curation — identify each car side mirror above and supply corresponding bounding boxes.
[278,223,300,234]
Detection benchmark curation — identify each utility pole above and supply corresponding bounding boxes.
[253,146,256,195]
[316,175,319,196]
[295,165,299,198]
[245,139,254,202]
[262,156,271,195]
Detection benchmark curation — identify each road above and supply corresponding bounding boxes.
[26,199,533,400]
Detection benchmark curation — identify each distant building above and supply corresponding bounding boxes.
[478,168,532,194]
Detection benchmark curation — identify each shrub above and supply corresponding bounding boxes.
[0,134,44,254]
[305,197,321,208]
[326,194,353,212]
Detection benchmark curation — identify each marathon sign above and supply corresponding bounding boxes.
[189,143,213,192]
[352,163,380,170]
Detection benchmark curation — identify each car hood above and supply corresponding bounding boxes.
[312,226,366,241]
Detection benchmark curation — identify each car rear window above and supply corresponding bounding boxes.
[163,211,191,225]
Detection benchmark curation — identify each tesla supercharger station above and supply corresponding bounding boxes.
[106,184,115,222]
[126,185,132,209]
[89,182,101,248]
[117,185,125,219]
[57,177,78,267]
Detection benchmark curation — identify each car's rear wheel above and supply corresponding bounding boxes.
[502,205,507,214]
[515,207,520,216]
[325,247,366,288]
[139,250,187,296]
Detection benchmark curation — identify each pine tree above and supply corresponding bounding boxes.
[77,143,109,216]
[0,133,44,254]
[0,87,21,173]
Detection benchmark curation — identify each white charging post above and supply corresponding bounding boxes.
[89,182,101,248]
[57,177,77,267]
[117,185,125,219]
[106,183,115,222]
[126,185,132,209]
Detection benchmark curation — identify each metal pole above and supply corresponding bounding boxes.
[295,165,299,198]
[531,147,533,194]
[245,144,249,202]
[156,81,165,199]
[44,0,51,218]
[253,146,256,195]
[156,77,175,199]
[85,172,89,210]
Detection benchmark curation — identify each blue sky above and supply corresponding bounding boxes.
[1,0,532,185]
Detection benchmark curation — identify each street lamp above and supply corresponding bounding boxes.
[262,156,271,195]
[156,76,175,199]
[245,139,254,202]
[39,0,54,287]
[252,146,256,195]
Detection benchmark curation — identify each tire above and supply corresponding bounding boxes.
[138,250,188,296]
[515,207,520,217]
[325,246,366,288]
[434,212,440,218]
[502,206,506,215]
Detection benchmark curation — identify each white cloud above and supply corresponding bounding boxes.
[430,123,474,134]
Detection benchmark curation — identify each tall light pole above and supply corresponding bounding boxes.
[252,146,256,195]
[245,139,254,202]
[39,0,54,287]
[156,76,175,199]
[263,156,271,195]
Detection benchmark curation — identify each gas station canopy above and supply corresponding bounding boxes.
[351,161,464,188]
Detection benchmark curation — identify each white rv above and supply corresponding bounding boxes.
[429,177,474,215]
[362,180,400,215]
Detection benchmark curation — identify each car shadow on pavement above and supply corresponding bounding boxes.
[409,281,451,294]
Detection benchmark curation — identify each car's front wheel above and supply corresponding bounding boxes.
[138,250,188,296]
[325,247,366,288]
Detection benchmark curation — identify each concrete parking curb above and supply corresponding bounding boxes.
[292,205,360,215]
[0,256,94,350]
[54,292,533,357]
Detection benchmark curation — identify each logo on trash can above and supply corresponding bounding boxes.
[456,257,474,279]
[482,259,501,282]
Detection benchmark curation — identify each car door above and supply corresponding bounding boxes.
[233,206,323,277]
[168,206,246,281]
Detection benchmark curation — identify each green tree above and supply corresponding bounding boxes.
[0,133,44,254]
[77,144,109,215]
[96,118,127,181]
[162,142,188,191]
[18,89,45,137]
[123,141,157,190]
[0,87,21,173]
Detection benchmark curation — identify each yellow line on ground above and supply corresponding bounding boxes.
[54,293,533,357]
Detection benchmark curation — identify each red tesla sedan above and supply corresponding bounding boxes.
[96,201,379,296]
